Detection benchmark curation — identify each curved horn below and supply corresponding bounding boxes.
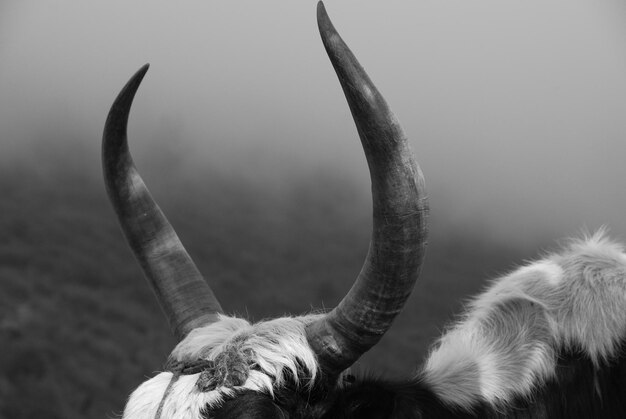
[102,64,223,341]
[306,3,429,376]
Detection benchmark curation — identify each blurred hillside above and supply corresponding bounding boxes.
[0,136,545,419]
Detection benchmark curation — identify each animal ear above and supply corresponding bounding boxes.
[306,1,429,376]
[102,64,223,341]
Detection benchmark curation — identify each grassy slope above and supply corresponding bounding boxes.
[0,151,528,419]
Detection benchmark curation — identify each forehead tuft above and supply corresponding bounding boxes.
[123,314,323,418]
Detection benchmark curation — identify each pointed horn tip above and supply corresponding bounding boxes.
[316,1,333,33]
[137,63,150,78]
[118,64,151,100]
[102,63,152,159]
[105,63,151,120]
[127,63,150,91]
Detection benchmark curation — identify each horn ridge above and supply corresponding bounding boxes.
[102,64,223,341]
[306,2,429,376]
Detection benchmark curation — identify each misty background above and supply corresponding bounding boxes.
[1,1,626,418]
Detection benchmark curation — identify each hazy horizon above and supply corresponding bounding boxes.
[3,1,626,248]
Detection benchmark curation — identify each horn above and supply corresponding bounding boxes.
[102,64,223,341]
[306,2,429,376]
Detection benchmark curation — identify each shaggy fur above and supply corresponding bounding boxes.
[123,314,322,418]
[123,232,626,418]
[422,231,626,410]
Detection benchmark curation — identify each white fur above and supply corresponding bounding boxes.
[123,232,626,415]
[122,313,323,418]
[123,372,235,419]
[422,231,626,409]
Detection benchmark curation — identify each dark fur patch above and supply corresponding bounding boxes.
[204,343,626,419]
[202,391,286,419]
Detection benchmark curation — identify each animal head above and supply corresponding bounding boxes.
[104,3,626,419]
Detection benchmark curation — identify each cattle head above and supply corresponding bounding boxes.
[103,2,428,418]
[104,3,626,419]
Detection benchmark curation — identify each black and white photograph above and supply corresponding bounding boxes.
[1,1,626,418]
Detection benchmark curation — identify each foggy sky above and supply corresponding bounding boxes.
[2,0,626,247]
